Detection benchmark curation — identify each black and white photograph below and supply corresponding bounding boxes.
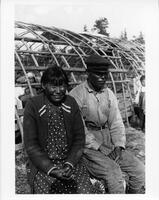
[1,0,159,199]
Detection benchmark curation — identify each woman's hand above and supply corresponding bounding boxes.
[49,164,74,180]
[49,168,65,180]
[61,163,74,179]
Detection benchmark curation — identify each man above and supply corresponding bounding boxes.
[134,75,145,131]
[23,66,95,194]
[19,72,37,107]
[69,54,145,194]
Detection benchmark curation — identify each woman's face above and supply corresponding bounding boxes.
[44,83,67,104]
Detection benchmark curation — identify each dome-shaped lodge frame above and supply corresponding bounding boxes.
[15,21,145,145]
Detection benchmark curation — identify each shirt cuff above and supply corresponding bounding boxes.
[47,166,58,176]
[64,162,74,168]
[114,142,125,149]
[93,141,101,150]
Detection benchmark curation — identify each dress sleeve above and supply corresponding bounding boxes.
[23,99,55,174]
[65,97,85,166]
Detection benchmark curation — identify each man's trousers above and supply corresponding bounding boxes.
[83,148,145,194]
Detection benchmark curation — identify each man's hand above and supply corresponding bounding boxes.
[85,132,100,150]
[108,146,124,163]
[98,144,112,156]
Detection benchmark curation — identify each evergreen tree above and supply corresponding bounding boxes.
[137,32,145,44]
[120,31,124,40]
[93,17,109,37]
[123,29,128,40]
[120,29,128,40]
[83,24,88,32]
[132,32,145,44]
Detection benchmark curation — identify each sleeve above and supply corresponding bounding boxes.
[107,90,126,148]
[65,98,85,166]
[142,93,145,114]
[69,86,84,109]
[69,87,101,150]
[134,87,141,104]
[23,99,56,174]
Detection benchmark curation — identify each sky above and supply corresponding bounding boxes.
[14,0,157,39]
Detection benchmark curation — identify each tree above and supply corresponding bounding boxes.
[83,24,88,32]
[93,17,109,37]
[132,32,145,44]
[120,29,128,40]
[137,32,145,44]
[120,31,124,40]
[123,29,128,40]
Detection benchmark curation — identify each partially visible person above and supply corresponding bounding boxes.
[15,86,24,143]
[134,75,145,131]
[15,86,25,109]
[15,72,37,143]
[19,72,37,107]
[23,66,95,194]
[69,54,145,194]
[15,82,25,143]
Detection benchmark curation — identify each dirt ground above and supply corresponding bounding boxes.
[15,126,145,194]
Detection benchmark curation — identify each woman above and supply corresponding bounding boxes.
[23,66,95,194]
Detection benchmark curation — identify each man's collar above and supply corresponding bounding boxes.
[84,81,94,93]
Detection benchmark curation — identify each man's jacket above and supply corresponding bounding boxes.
[23,93,85,189]
[69,81,126,151]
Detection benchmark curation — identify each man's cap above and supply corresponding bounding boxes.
[85,54,111,73]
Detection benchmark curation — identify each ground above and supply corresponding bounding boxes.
[15,126,145,194]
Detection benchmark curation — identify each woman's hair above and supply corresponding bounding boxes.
[41,65,69,86]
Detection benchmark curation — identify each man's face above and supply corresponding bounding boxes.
[88,71,108,92]
[44,83,67,104]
